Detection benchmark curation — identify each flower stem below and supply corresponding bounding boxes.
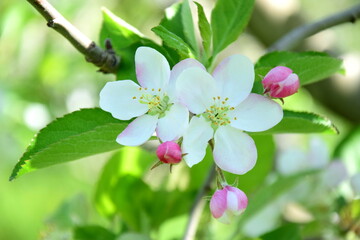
[182,164,216,240]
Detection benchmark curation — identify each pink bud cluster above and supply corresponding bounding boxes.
[210,185,248,224]
[262,66,299,98]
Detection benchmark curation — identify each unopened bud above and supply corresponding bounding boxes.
[156,141,182,164]
[210,186,248,224]
[262,66,299,98]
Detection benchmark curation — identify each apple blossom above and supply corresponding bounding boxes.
[210,185,248,224]
[156,141,182,164]
[177,55,283,175]
[100,47,204,146]
[262,66,299,98]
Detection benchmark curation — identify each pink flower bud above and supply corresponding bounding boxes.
[262,66,300,98]
[210,186,248,224]
[156,141,182,164]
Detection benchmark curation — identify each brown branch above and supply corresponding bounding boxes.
[269,3,360,51]
[27,0,120,74]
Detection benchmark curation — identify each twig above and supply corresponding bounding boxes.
[26,0,120,74]
[182,164,216,240]
[268,3,360,51]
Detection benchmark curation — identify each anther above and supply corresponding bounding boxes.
[132,96,137,99]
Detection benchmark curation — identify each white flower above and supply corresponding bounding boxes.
[176,55,283,175]
[99,47,203,146]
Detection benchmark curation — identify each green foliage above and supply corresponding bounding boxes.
[181,0,199,54]
[230,170,318,238]
[211,0,255,56]
[100,8,170,80]
[159,2,186,40]
[195,2,212,60]
[73,225,116,240]
[152,25,194,59]
[9,108,129,180]
[255,110,338,135]
[95,149,194,232]
[260,224,301,240]
[255,51,343,86]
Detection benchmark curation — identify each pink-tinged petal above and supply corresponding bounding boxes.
[210,188,227,218]
[269,74,299,98]
[167,58,206,100]
[226,186,248,213]
[135,47,170,89]
[229,93,283,132]
[117,114,158,146]
[212,55,254,106]
[99,80,148,120]
[182,116,214,167]
[262,66,293,85]
[156,103,189,142]
[176,68,217,114]
[214,126,257,175]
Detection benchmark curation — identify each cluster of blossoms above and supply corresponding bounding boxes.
[100,47,299,223]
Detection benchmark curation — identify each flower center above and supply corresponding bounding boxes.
[202,96,235,129]
[133,87,172,118]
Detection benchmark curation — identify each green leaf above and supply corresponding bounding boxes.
[10,108,129,180]
[254,110,338,135]
[95,148,155,218]
[195,2,212,59]
[230,171,318,238]
[73,225,116,240]
[181,0,199,54]
[255,51,343,86]
[100,8,171,80]
[159,2,185,42]
[152,25,194,59]
[260,224,301,240]
[95,151,193,231]
[211,0,254,56]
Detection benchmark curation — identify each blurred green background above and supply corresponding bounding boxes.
[1,0,360,239]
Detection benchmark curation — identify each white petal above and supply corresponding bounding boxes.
[156,103,189,142]
[322,160,348,188]
[307,137,330,169]
[176,68,217,114]
[214,126,257,175]
[212,55,254,106]
[351,173,360,195]
[117,114,158,146]
[167,58,206,100]
[226,190,239,213]
[135,47,170,89]
[276,149,308,175]
[229,94,283,132]
[99,80,148,120]
[182,116,214,167]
